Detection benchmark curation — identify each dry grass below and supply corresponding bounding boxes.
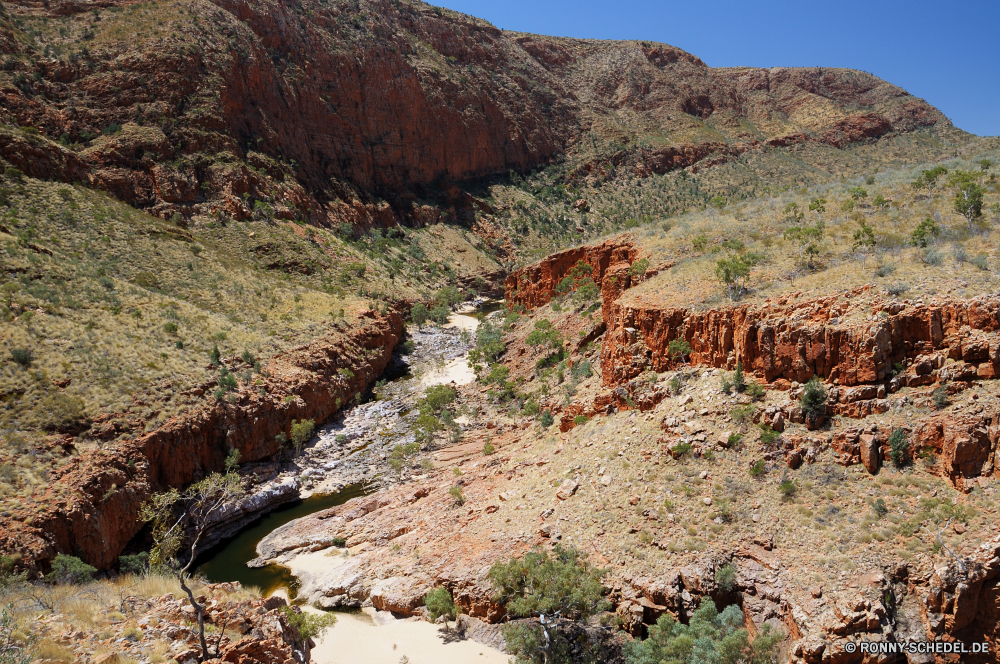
[0,571,261,638]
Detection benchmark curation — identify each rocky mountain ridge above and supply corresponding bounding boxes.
[0,0,952,231]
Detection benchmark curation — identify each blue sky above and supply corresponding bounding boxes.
[438,0,999,137]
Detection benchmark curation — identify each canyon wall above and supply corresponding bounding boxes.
[600,286,1000,387]
[0,0,947,226]
[504,236,639,309]
[0,310,403,571]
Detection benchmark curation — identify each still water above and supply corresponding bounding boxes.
[196,483,369,596]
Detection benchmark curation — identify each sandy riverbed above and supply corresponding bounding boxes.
[270,550,508,664]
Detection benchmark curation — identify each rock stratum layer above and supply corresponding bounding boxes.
[506,237,1000,490]
[0,309,403,571]
[0,0,948,226]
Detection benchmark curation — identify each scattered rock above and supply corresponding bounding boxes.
[556,480,579,500]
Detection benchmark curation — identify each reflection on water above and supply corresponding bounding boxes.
[196,483,369,596]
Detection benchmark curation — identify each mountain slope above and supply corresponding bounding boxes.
[0,0,961,232]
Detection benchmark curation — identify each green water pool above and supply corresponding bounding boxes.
[196,483,369,597]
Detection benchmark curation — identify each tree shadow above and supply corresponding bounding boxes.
[436,624,469,644]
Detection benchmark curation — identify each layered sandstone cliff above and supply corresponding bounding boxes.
[0,309,403,571]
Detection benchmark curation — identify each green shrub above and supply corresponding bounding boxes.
[672,442,693,458]
[47,554,96,584]
[424,384,457,413]
[162,322,178,335]
[118,552,148,575]
[332,536,347,547]
[779,478,797,500]
[668,338,691,362]
[279,605,336,640]
[430,305,450,325]
[731,361,746,392]
[540,410,554,427]
[931,386,949,409]
[209,344,221,366]
[888,428,909,467]
[749,459,766,478]
[745,381,765,401]
[521,399,540,416]
[668,376,682,394]
[491,546,609,664]
[873,498,888,518]
[410,303,429,325]
[715,564,737,593]
[425,586,457,623]
[624,598,782,664]
[731,404,757,425]
[720,374,732,394]
[727,432,743,448]
[9,348,31,367]
[800,376,827,419]
[448,486,465,505]
[759,425,780,447]
[289,419,315,452]
[573,414,589,426]
[241,349,257,366]
[483,441,496,455]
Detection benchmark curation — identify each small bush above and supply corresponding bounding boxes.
[886,282,909,297]
[332,536,347,547]
[875,263,895,277]
[920,247,943,266]
[715,564,737,592]
[672,442,693,458]
[425,586,457,623]
[47,554,96,584]
[483,441,496,455]
[430,305,450,325]
[759,425,780,447]
[731,404,757,425]
[800,376,827,419]
[731,361,746,392]
[118,552,148,575]
[540,410,554,427]
[970,254,990,271]
[448,486,465,506]
[410,303,429,325]
[888,428,909,467]
[573,414,589,426]
[668,376,682,394]
[668,338,691,362]
[162,322,178,335]
[727,432,743,448]
[779,478,797,500]
[931,386,949,409]
[279,606,336,640]
[289,419,315,452]
[745,381,765,401]
[10,348,32,367]
[749,459,766,478]
[209,344,221,366]
[873,498,888,518]
[720,374,732,394]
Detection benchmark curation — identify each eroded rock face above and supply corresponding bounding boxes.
[504,237,639,310]
[0,1,946,226]
[0,310,404,572]
[602,288,1000,389]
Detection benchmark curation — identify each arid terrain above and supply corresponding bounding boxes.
[0,0,999,663]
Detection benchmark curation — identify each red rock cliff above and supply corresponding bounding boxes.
[0,310,403,571]
[504,237,639,309]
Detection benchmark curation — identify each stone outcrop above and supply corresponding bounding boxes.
[504,237,639,309]
[31,582,313,664]
[602,287,1000,388]
[0,310,404,572]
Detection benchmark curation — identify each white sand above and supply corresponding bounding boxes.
[420,357,476,387]
[311,611,509,664]
[269,551,508,664]
[443,312,480,331]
